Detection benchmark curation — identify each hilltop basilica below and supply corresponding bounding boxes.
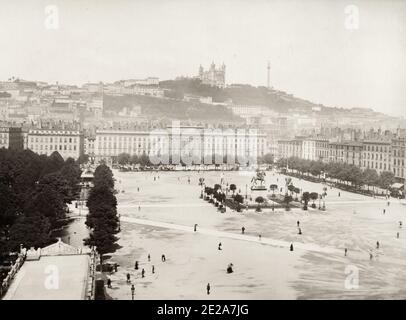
[198,62,226,88]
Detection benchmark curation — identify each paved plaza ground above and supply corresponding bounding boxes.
[99,170,406,299]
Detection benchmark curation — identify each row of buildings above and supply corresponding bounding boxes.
[0,125,266,166]
[278,137,406,183]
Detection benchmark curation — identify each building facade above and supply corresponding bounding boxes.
[0,126,24,150]
[27,129,84,159]
[94,126,265,165]
[329,141,363,166]
[361,140,392,174]
[277,139,303,159]
[392,138,405,183]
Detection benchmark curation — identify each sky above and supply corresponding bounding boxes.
[0,0,405,116]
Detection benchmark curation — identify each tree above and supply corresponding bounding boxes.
[139,153,151,167]
[309,192,319,208]
[117,153,131,165]
[60,158,82,199]
[261,153,274,164]
[287,184,295,196]
[255,196,265,212]
[8,214,51,251]
[283,195,293,211]
[25,184,67,227]
[379,171,396,190]
[93,164,115,189]
[293,187,300,200]
[0,183,19,241]
[38,172,73,203]
[130,154,139,165]
[85,182,119,268]
[77,154,89,165]
[302,192,310,210]
[234,194,244,212]
[362,168,379,192]
[41,151,64,176]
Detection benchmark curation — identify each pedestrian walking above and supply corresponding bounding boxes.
[297,220,300,227]
[141,268,145,278]
[207,283,211,295]
[107,278,112,288]
[376,241,380,249]
[126,273,131,283]
[400,221,403,228]
[194,224,198,232]
[152,265,155,274]
[338,192,341,197]
[383,209,386,214]
[114,263,118,272]
[218,242,222,250]
[135,261,139,270]
[258,234,262,241]
[397,232,400,239]
[241,226,245,234]
[344,248,348,256]
[161,254,166,262]
[148,254,151,262]
[298,228,302,235]
[370,252,373,260]
[290,243,294,251]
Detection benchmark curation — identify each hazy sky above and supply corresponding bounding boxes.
[0,0,405,116]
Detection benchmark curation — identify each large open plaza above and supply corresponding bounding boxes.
[87,169,406,300]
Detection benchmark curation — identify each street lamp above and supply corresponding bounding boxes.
[131,284,135,300]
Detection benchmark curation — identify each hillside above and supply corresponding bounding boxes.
[160,78,387,118]
[160,78,322,114]
[103,94,243,124]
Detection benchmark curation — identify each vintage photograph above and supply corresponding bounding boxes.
[0,0,406,303]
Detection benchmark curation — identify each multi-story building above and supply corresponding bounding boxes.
[315,139,330,163]
[277,138,303,159]
[27,129,84,159]
[392,138,406,183]
[0,126,24,150]
[94,126,266,165]
[198,62,226,88]
[361,140,392,174]
[329,141,363,166]
[84,135,96,161]
[302,139,316,161]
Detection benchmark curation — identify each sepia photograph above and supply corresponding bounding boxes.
[1,0,406,309]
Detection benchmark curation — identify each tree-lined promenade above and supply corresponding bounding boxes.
[276,157,400,197]
[0,149,82,260]
[115,152,274,168]
[85,164,119,269]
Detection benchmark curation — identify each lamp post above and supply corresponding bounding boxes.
[131,284,135,300]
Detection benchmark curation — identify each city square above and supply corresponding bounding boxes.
[1,0,406,307]
[91,169,406,299]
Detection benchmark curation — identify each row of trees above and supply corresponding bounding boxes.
[0,149,82,254]
[117,152,274,167]
[276,157,396,191]
[84,164,119,268]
